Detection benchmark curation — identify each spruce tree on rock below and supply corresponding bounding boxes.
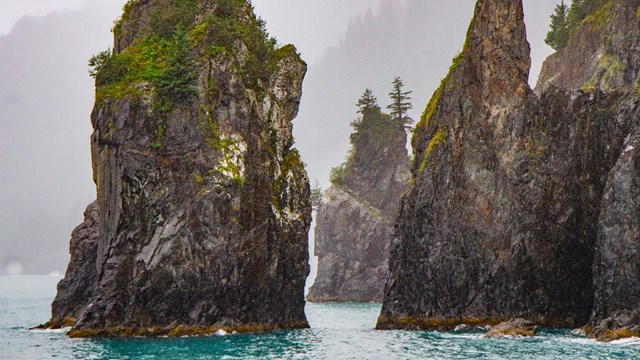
[310,181,324,211]
[356,89,379,114]
[545,0,570,50]
[387,76,413,129]
[158,26,198,102]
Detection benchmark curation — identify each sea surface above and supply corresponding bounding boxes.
[2,276,640,359]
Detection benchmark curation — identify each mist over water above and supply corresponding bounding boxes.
[0,2,120,276]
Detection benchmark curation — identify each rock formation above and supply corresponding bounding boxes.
[536,0,640,93]
[538,0,640,342]
[307,105,410,302]
[484,318,537,339]
[536,0,640,342]
[377,0,640,339]
[45,0,311,337]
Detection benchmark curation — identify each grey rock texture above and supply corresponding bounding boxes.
[536,0,640,93]
[590,129,640,341]
[307,108,410,302]
[49,202,99,327]
[484,318,537,339]
[377,0,640,335]
[536,0,640,341]
[47,0,311,337]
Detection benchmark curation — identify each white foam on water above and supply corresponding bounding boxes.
[216,329,228,336]
[610,337,640,346]
[30,327,71,334]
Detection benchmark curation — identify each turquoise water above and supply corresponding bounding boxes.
[2,277,640,359]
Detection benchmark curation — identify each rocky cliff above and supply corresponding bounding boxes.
[536,0,640,93]
[536,0,640,341]
[307,106,410,302]
[378,0,640,339]
[45,0,310,337]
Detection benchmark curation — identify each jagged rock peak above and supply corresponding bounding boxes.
[307,106,410,303]
[45,0,311,337]
[410,0,531,179]
[377,0,640,338]
[464,0,530,103]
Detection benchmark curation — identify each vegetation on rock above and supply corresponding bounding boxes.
[51,0,310,337]
[387,77,414,129]
[545,0,570,50]
[545,0,609,50]
[309,84,410,303]
[90,0,287,105]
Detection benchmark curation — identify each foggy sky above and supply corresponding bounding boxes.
[0,0,562,275]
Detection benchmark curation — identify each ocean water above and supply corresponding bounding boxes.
[2,277,640,359]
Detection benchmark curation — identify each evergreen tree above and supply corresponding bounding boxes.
[545,0,606,51]
[158,26,198,102]
[310,181,324,210]
[545,0,570,50]
[356,88,378,114]
[387,76,413,129]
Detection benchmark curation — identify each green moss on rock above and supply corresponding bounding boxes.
[418,126,447,174]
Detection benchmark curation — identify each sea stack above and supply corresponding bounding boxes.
[307,102,410,303]
[378,0,640,338]
[46,0,311,337]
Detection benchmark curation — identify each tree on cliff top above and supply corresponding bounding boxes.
[351,88,381,142]
[157,26,198,102]
[356,88,379,114]
[387,76,413,129]
[545,0,570,50]
[311,181,324,210]
[546,0,608,50]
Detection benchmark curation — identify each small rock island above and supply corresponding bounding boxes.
[45,0,311,337]
[307,91,410,303]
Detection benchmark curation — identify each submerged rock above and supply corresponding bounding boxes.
[377,0,640,334]
[484,319,537,339]
[46,0,310,337]
[588,309,640,342]
[307,106,410,302]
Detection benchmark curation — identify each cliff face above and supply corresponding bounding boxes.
[378,0,640,335]
[307,108,410,302]
[536,0,640,93]
[47,0,310,337]
[538,0,640,341]
[590,129,640,340]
